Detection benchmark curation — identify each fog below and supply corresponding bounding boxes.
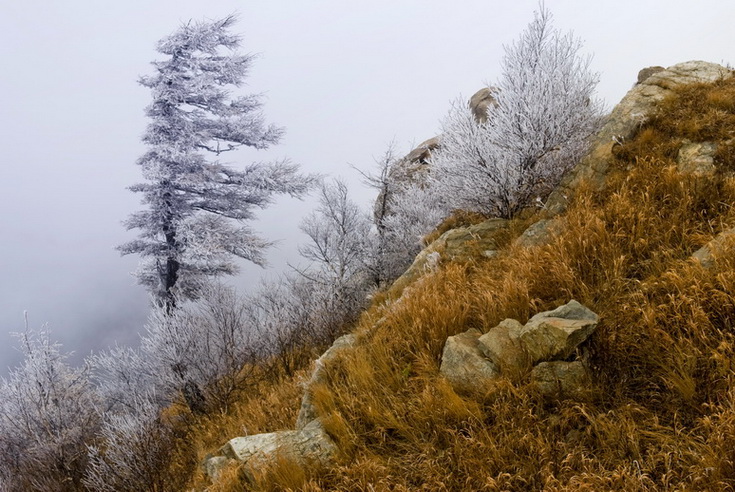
[1,0,734,373]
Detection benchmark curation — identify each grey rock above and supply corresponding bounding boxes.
[296,334,356,429]
[677,140,718,176]
[692,227,735,269]
[519,301,599,364]
[219,419,337,469]
[514,218,563,248]
[390,218,508,294]
[531,360,591,399]
[636,66,665,85]
[202,456,234,482]
[477,319,529,380]
[469,87,499,123]
[440,329,500,391]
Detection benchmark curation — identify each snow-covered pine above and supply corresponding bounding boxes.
[119,15,314,308]
[430,5,603,219]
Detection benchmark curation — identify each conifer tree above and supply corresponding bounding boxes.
[120,15,313,308]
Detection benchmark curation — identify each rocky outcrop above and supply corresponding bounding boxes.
[469,87,499,123]
[636,66,665,85]
[440,300,598,397]
[296,334,356,429]
[546,61,733,214]
[677,140,718,176]
[514,218,563,248]
[204,335,356,482]
[390,218,508,294]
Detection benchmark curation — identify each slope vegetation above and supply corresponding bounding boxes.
[192,72,735,491]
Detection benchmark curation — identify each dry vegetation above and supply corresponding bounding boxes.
[177,78,735,491]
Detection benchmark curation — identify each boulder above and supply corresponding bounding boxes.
[202,456,234,482]
[216,419,337,469]
[518,300,599,364]
[514,218,563,248]
[390,218,509,295]
[677,140,718,176]
[469,87,499,123]
[477,319,529,380]
[692,227,735,269]
[296,334,356,429]
[636,66,665,85]
[546,61,733,214]
[531,360,591,399]
[440,329,499,390]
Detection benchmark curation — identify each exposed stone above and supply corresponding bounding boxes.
[692,227,735,269]
[404,136,441,165]
[514,218,563,248]
[518,301,599,364]
[677,140,718,176]
[440,329,499,391]
[546,61,733,214]
[218,419,337,469]
[636,66,665,85]
[469,87,499,123]
[296,334,357,429]
[477,319,529,380]
[390,218,509,295]
[531,360,592,399]
[202,456,234,482]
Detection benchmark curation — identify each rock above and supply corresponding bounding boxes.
[677,140,718,176]
[439,301,599,398]
[518,300,599,364]
[296,334,357,429]
[692,227,735,269]
[218,419,337,470]
[477,319,529,380]
[636,66,665,85]
[389,218,508,295]
[403,136,441,165]
[514,218,563,248]
[440,329,500,391]
[202,456,234,482]
[545,61,733,214]
[531,361,591,399]
[469,87,499,123]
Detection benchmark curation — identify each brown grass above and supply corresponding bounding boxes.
[183,77,735,491]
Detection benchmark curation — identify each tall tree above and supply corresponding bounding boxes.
[119,15,314,308]
[429,5,603,218]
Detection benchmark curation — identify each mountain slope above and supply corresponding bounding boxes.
[197,62,735,491]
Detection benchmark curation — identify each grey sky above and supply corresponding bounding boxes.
[1,0,733,372]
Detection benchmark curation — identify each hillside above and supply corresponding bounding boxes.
[187,61,735,491]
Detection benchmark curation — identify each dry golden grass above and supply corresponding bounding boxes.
[182,78,735,491]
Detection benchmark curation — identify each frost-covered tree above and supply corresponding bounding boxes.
[0,329,99,492]
[430,5,603,218]
[84,393,192,492]
[357,146,446,284]
[119,15,314,308]
[139,284,260,413]
[298,179,372,295]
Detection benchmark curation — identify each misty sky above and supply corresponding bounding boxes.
[1,0,734,372]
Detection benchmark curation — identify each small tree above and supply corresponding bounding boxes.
[430,4,602,218]
[119,15,314,308]
[0,329,99,492]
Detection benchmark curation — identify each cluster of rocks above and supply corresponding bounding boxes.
[440,300,599,399]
